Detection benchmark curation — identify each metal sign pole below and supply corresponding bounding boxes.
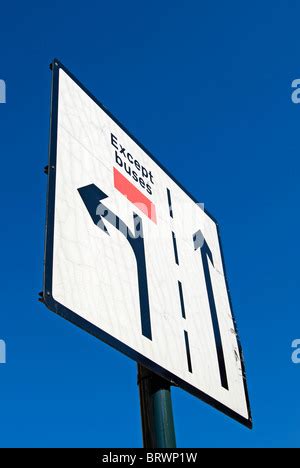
[137,364,176,448]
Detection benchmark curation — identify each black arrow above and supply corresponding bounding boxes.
[78,183,152,341]
[193,229,229,390]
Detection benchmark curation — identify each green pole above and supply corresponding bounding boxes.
[137,364,176,448]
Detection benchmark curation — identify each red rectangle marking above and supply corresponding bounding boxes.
[113,167,157,223]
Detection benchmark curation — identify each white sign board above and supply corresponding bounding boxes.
[43,60,252,428]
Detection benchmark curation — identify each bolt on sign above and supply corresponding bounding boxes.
[43,60,252,428]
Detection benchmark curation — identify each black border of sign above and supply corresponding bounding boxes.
[43,59,252,430]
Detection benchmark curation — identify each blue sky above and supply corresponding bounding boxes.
[0,0,299,447]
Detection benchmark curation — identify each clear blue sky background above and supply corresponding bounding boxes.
[0,0,299,448]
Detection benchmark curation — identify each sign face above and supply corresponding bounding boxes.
[44,60,252,428]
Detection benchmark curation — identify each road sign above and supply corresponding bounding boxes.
[43,59,252,428]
